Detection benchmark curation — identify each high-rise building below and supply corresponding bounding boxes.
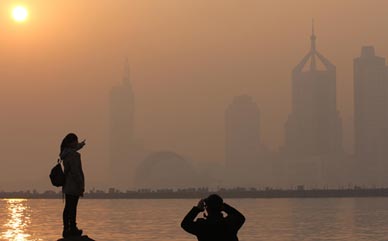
[284,25,342,158]
[354,46,388,184]
[225,95,260,171]
[109,59,136,185]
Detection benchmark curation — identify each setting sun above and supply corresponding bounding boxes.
[12,6,28,22]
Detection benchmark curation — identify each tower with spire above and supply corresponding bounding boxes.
[284,22,342,158]
[109,59,136,186]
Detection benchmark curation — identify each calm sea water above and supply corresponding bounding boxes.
[1,198,388,241]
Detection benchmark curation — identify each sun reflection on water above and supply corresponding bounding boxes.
[1,199,31,241]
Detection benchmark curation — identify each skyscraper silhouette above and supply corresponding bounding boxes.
[284,24,342,158]
[225,95,261,185]
[354,46,388,184]
[109,59,136,186]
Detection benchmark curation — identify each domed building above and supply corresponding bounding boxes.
[134,151,200,189]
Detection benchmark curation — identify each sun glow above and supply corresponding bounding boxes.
[12,6,28,22]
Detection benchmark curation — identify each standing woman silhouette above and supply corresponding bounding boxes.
[60,133,85,238]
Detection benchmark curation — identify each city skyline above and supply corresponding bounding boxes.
[10,37,388,190]
[110,32,388,188]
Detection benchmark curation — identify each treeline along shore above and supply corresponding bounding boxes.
[2,186,388,199]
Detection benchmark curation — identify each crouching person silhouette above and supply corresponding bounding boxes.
[181,194,245,241]
[60,133,86,238]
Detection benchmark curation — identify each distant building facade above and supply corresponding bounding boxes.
[354,46,388,184]
[225,95,261,185]
[135,151,202,189]
[109,60,136,187]
[284,27,342,158]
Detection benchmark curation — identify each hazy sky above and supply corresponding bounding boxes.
[0,0,387,190]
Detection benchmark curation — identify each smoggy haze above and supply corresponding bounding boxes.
[0,0,386,190]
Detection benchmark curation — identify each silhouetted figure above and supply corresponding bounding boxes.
[60,133,85,238]
[181,194,245,241]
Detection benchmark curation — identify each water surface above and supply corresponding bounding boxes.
[1,198,388,241]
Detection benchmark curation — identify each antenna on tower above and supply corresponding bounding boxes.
[310,18,317,52]
[123,57,130,84]
[312,18,315,36]
[310,19,317,70]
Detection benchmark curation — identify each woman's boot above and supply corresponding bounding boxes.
[69,226,83,236]
[62,225,70,238]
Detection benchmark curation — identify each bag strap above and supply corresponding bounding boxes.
[59,158,69,176]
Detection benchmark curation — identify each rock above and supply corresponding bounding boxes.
[57,235,95,241]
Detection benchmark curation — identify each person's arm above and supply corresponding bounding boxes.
[181,207,201,235]
[223,203,245,230]
[181,199,205,235]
